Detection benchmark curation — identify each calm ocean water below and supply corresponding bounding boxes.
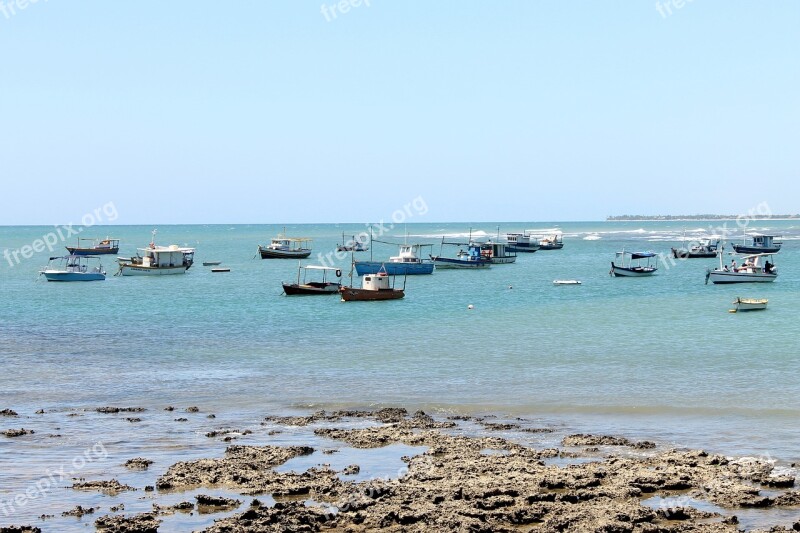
[1,220,799,528]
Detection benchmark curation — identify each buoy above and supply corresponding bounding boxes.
[508,285,513,289]
[467,304,474,310]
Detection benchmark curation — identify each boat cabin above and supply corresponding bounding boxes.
[390,244,424,263]
[362,272,393,290]
[139,245,195,268]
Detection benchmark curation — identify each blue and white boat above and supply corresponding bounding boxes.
[354,244,434,275]
[505,232,540,253]
[39,255,106,282]
[610,250,658,277]
[430,240,491,269]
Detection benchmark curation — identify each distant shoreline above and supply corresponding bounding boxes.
[607,215,800,221]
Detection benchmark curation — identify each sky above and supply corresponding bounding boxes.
[1,1,798,225]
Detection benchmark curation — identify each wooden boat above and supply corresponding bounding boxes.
[283,265,342,295]
[479,242,517,264]
[336,233,368,252]
[65,237,119,256]
[430,240,491,269]
[505,232,540,253]
[610,250,658,277]
[355,243,434,275]
[340,268,405,301]
[731,297,768,312]
[706,252,777,284]
[538,232,564,250]
[202,261,222,266]
[258,236,312,259]
[39,255,106,282]
[672,236,720,259]
[117,230,195,276]
[732,234,782,254]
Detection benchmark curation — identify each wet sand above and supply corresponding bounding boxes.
[2,407,800,532]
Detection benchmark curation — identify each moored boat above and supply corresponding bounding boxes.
[354,244,434,275]
[732,297,768,312]
[39,255,106,282]
[340,268,405,301]
[258,236,312,259]
[610,250,658,277]
[705,252,777,284]
[537,232,564,250]
[672,237,720,259]
[505,232,540,253]
[283,265,342,295]
[732,234,782,254]
[66,237,120,256]
[479,241,517,264]
[336,233,368,252]
[430,240,491,269]
[117,230,195,276]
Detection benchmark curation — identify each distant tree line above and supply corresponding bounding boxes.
[606,214,800,221]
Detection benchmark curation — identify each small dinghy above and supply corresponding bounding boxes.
[553,279,581,285]
[730,297,768,312]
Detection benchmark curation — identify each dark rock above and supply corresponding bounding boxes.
[124,457,153,470]
[0,409,18,416]
[94,512,160,532]
[2,428,33,437]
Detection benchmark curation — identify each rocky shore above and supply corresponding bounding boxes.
[3,407,800,532]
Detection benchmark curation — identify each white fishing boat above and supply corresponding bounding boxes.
[430,239,491,269]
[479,241,517,264]
[706,251,777,284]
[505,232,540,253]
[553,279,581,285]
[117,230,195,276]
[39,255,106,282]
[610,250,658,277]
[731,297,768,312]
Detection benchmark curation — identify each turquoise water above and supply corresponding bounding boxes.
[1,221,800,527]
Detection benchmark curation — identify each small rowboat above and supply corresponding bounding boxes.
[731,297,768,312]
[211,268,230,273]
[553,279,581,285]
[203,261,222,266]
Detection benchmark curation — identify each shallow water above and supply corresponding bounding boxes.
[2,220,799,529]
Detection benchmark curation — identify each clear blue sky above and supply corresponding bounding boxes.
[1,1,798,224]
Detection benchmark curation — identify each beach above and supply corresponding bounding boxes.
[1,406,800,532]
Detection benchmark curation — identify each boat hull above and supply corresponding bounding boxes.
[734,298,768,311]
[259,247,312,259]
[42,271,105,282]
[283,282,341,295]
[707,271,776,284]
[339,287,404,301]
[506,244,539,253]
[611,263,657,277]
[354,262,434,275]
[731,245,781,254]
[119,265,188,276]
[65,247,119,256]
[430,257,491,269]
[538,243,564,250]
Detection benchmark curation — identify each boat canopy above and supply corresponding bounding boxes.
[630,252,657,259]
[303,265,340,271]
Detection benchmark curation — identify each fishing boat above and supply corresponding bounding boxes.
[65,237,119,256]
[731,297,768,312]
[705,252,777,284]
[117,230,195,276]
[505,232,540,253]
[39,255,106,282]
[671,234,720,259]
[258,235,312,259]
[283,264,342,295]
[537,232,564,250]
[732,234,782,254]
[336,233,368,252]
[430,240,491,269]
[340,267,405,301]
[610,250,658,277]
[479,241,517,264]
[354,243,434,275]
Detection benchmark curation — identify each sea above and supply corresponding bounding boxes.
[1,220,799,530]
